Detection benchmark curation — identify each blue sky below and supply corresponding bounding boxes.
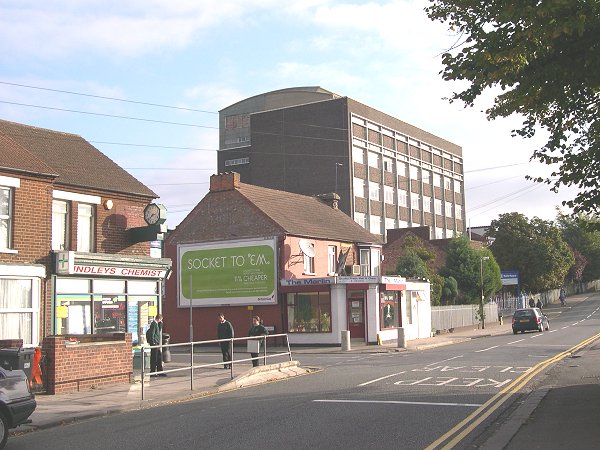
[0,0,577,228]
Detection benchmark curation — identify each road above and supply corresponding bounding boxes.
[9,295,600,450]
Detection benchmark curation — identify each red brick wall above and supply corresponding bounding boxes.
[41,334,133,394]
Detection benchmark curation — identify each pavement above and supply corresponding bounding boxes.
[9,291,600,449]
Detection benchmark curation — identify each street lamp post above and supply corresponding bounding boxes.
[480,256,490,329]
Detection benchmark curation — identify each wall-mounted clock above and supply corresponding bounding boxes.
[143,203,167,225]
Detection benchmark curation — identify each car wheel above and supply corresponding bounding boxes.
[0,410,9,449]
[513,329,518,335]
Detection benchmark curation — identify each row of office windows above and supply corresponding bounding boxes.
[354,212,456,239]
[1,178,96,253]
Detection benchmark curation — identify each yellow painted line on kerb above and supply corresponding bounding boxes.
[424,331,600,450]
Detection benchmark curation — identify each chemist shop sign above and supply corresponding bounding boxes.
[178,238,277,306]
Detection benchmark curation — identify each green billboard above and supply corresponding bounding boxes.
[178,238,277,306]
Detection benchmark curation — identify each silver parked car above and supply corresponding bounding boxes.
[0,367,36,449]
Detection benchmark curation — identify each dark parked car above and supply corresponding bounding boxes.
[512,308,550,334]
[0,367,36,448]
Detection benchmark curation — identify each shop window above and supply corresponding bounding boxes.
[77,203,95,252]
[287,291,331,333]
[52,200,70,250]
[380,291,399,329]
[0,186,14,250]
[0,278,36,345]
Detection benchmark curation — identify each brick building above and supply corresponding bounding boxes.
[0,119,171,350]
[218,87,466,241]
[164,172,431,345]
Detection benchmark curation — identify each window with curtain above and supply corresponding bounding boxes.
[0,279,34,345]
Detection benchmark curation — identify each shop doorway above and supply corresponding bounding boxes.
[347,298,365,339]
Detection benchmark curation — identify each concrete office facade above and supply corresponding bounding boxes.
[218,87,466,240]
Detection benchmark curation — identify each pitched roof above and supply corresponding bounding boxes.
[237,182,383,244]
[0,119,156,198]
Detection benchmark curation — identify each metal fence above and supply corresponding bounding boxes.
[431,303,499,332]
[140,333,292,400]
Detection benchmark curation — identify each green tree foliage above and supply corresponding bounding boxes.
[557,212,600,281]
[441,236,502,304]
[441,276,458,304]
[487,212,575,293]
[426,0,600,215]
[394,236,442,305]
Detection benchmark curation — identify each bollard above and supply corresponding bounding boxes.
[397,327,407,348]
[498,314,503,326]
[341,330,351,351]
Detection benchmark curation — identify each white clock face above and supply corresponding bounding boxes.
[144,204,160,224]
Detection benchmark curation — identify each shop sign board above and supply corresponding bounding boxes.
[55,251,167,278]
[501,271,519,286]
[178,237,277,306]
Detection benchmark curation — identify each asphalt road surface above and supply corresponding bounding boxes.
[9,295,600,450]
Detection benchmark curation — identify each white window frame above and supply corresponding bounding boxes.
[397,162,407,177]
[411,194,420,210]
[454,180,462,193]
[303,254,315,275]
[434,199,442,215]
[409,165,419,179]
[369,215,382,235]
[353,178,366,198]
[444,178,452,190]
[0,276,41,347]
[383,157,393,172]
[398,189,408,207]
[327,245,337,275]
[352,146,366,165]
[384,185,394,204]
[354,212,367,229]
[52,199,70,251]
[369,182,381,201]
[77,203,95,252]
[433,173,441,187]
[456,204,463,218]
[422,169,431,184]
[423,197,431,213]
[368,152,380,169]
[445,202,453,217]
[0,186,14,251]
[385,218,396,232]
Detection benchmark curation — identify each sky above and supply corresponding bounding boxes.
[0,0,579,230]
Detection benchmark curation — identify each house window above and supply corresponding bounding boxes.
[287,292,331,333]
[0,278,38,346]
[397,162,407,177]
[353,178,366,198]
[360,248,370,275]
[369,182,380,201]
[384,186,394,204]
[52,200,69,250]
[422,169,431,184]
[328,245,337,275]
[372,249,381,276]
[456,204,463,218]
[444,178,452,190]
[352,146,366,164]
[409,165,419,179]
[303,253,315,275]
[455,180,462,193]
[380,291,399,329]
[0,186,14,250]
[398,189,408,207]
[77,204,95,252]
[383,157,393,172]
[434,199,442,215]
[433,173,441,187]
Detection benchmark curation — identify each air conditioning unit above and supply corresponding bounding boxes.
[351,265,361,275]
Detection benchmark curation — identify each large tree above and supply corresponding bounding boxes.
[441,236,502,304]
[557,212,600,281]
[426,0,600,215]
[487,212,574,292]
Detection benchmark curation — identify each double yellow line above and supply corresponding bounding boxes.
[425,331,600,450]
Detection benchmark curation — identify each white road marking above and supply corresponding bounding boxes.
[358,371,406,386]
[475,346,499,353]
[313,399,482,407]
[507,339,525,344]
[529,334,544,338]
[425,355,464,367]
[549,330,558,333]
[561,326,570,329]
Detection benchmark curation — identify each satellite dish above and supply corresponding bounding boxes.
[298,239,316,258]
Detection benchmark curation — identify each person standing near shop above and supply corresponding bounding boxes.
[217,313,234,369]
[146,314,166,376]
[248,315,268,367]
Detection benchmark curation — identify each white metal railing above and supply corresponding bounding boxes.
[139,333,292,400]
[431,303,498,331]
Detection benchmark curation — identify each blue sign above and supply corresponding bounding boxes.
[501,271,519,286]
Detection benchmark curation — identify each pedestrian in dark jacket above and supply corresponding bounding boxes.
[146,314,166,376]
[536,299,543,309]
[248,315,268,367]
[217,313,234,369]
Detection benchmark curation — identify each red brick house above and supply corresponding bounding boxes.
[164,172,431,345]
[0,119,170,392]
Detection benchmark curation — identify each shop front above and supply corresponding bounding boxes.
[280,276,413,345]
[53,251,171,344]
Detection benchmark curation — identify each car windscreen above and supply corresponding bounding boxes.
[514,310,535,318]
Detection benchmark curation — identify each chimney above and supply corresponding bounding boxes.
[210,172,240,192]
[316,192,340,209]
